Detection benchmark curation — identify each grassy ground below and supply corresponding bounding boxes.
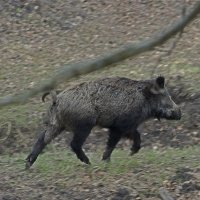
[0,1,200,200]
[1,146,200,200]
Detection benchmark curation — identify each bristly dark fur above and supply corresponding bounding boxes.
[26,76,181,168]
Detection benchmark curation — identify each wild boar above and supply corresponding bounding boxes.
[26,76,181,168]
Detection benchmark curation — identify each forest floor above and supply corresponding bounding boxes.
[0,1,200,199]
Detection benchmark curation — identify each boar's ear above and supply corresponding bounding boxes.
[150,76,165,95]
[156,76,165,88]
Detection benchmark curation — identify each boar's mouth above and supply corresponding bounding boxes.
[156,109,181,121]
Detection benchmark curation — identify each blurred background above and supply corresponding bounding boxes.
[0,1,199,200]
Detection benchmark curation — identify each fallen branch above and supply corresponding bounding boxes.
[1,1,200,107]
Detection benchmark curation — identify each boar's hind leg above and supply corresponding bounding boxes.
[26,126,63,169]
[130,129,141,155]
[70,127,92,165]
[102,127,122,161]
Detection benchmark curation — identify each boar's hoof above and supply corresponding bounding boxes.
[25,153,36,169]
[25,160,31,170]
[83,158,91,165]
[102,157,111,162]
[102,151,111,162]
[130,146,140,156]
[25,157,32,169]
[84,159,91,165]
[79,156,91,165]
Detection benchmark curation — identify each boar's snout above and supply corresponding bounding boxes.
[165,97,182,120]
[168,106,181,120]
[158,104,182,120]
[156,106,182,121]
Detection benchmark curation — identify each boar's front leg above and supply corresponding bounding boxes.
[130,129,141,155]
[102,127,122,161]
[26,125,63,169]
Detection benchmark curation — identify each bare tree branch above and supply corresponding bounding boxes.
[152,2,187,76]
[1,1,200,107]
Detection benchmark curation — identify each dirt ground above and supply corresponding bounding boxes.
[0,0,200,200]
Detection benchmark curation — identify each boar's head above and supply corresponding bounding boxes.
[146,76,181,121]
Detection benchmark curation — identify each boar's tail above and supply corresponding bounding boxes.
[42,92,50,102]
[42,90,62,103]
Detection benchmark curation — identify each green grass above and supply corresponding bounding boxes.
[1,145,199,181]
[0,101,46,126]
[0,145,199,200]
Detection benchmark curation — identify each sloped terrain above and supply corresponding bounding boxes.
[0,0,200,199]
